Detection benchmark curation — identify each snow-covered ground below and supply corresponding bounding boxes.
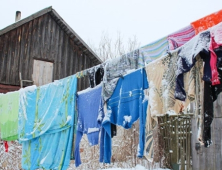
[99,164,170,170]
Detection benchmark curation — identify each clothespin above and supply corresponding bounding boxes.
[119,73,124,79]
[76,72,81,79]
[80,71,84,77]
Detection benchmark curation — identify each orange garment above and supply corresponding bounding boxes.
[191,9,222,34]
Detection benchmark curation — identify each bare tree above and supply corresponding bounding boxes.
[89,31,140,62]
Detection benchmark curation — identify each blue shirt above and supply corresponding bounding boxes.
[74,84,103,167]
[102,68,149,163]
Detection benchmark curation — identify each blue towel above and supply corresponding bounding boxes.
[74,84,103,167]
[102,68,149,163]
[19,75,77,170]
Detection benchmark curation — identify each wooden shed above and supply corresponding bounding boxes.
[0,6,102,93]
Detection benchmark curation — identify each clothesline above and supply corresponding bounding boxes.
[1,8,222,170]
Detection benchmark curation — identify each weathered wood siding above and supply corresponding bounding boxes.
[0,13,98,90]
[192,93,222,170]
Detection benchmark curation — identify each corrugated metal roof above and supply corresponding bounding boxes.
[0,6,102,63]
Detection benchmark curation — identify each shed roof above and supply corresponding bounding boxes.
[0,6,102,64]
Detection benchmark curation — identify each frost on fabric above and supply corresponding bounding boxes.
[137,144,141,157]
[126,69,136,75]
[162,89,169,99]
[97,112,103,123]
[166,110,177,116]
[103,108,112,123]
[19,86,37,120]
[20,85,37,93]
[161,79,167,86]
[124,116,132,123]
[53,80,63,86]
[66,116,72,123]
[97,102,104,124]
[40,156,47,164]
[129,91,132,97]
[78,83,102,95]
[175,91,186,101]
[148,81,159,116]
[210,22,222,44]
[176,30,210,76]
[142,95,149,103]
[123,116,132,126]
[88,127,99,134]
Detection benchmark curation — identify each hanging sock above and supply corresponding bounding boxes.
[3,141,9,152]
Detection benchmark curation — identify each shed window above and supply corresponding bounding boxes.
[32,60,53,86]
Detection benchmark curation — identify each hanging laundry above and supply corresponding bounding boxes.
[19,75,77,170]
[191,9,222,34]
[193,57,204,144]
[203,81,214,148]
[74,84,103,167]
[102,68,148,163]
[87,65,104,88]
[209,22,222,85]
[144,111,157,162]
[71,99,78,160]
[0,91,19,141]
[87,67,96,88]
[103,49,140,101]
[97,97,105,163]
[95,67,104,85]
[167,25,195,50]
[175,30,211,101]
[202,48,222,147]
[138,37,169,67]
[146,51,195,120]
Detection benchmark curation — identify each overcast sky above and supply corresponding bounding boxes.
[1,0,222,49]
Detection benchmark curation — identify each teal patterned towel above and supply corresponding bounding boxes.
[19,75,77,170]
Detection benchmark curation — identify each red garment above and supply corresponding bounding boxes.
[3,141,9,152]
[209,23,222,85]
[191,9,222,35]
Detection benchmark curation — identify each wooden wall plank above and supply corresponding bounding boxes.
[62,33,68,78]
[68,39,74,76]
[10,29,19,85]
[6,31,13,83]
[24,21,33,86]
[0,35,4,83]
[49,14,57,62]
[19,23,28,83]
[14,27,22,85]
[57,26,64,79]
[0,34,9,83]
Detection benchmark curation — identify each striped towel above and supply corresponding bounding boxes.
[138,37,169,67]
[168,25,195,50]
[191,9,222,34]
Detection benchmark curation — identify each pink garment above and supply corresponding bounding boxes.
[210,23,222,85]
[168,25,195,50]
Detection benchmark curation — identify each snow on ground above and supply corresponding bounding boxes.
[99,164,170,170]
